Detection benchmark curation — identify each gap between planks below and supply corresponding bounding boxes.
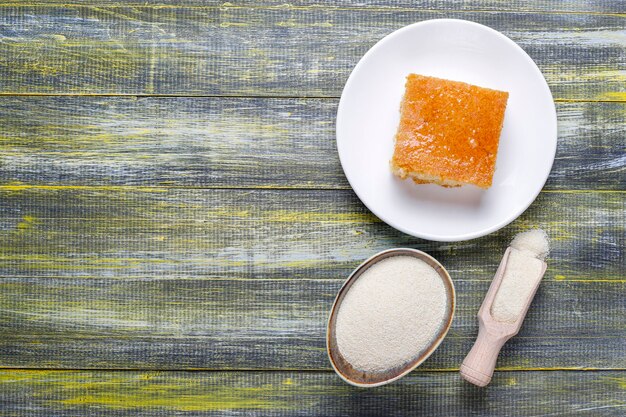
[0,93,624,104]
[2,275,624,283]
[0,185,624,193]
[6,335,625,340]
[0,367,624,373]
[0,3,624,19]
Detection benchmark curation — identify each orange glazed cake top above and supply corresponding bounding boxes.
[391,74,509,189]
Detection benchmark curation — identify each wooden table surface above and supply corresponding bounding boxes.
[0,1,624,415]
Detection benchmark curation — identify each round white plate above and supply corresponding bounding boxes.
[336,19,557,242]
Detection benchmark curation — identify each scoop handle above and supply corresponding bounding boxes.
[460,321,510,387]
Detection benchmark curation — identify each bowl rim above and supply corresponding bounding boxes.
[326,248,456,387]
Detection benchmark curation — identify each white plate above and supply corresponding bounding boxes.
[336,19,557,242]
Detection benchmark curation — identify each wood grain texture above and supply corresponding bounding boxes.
[0,6,624,100]
[1,278,624,370]
[0,188,622,280]
[1,98,624,190]
[0,188,623,369]
[1,370,625,416]
[1,1,624,414]
[13,1,626,14]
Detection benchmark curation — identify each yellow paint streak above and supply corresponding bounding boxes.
[552,275,625,283]
[207,209,251,218]
[2,38,142,79]
[0,3,621,18]
[220,22,250,27]
[16,215,39,230]
[505,377,517,386]
[0,370,47,383]
[0,370,290,412]
[0,185,614,192]
[276,20,296,27]
[0,185,168,193]
[42,34,67,42]
[0,254,178,271]
[0,254,351,270]
[0,254,172,263]
[601,92,626,102]
[601,377,626,390]
[60,393,278,411]
[53,374,291,411]
[266,210,377,224]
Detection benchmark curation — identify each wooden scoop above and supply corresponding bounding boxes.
[460,247,547,387]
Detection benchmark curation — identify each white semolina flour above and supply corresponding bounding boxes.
[510,228,550,261]
[335,255,448,374]
[491,229,550,323]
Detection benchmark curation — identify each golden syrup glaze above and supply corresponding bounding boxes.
[391,74,509,188]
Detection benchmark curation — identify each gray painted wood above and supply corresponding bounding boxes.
[0,6,624,100]
[0,98,623,189]
[17,1,626,14]
[0,279,624,370]
[0,188,622,280]
[0,370,624,416]
[0,188,623,369]
[0,1,624,414]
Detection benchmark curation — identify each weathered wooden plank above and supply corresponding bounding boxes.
[0,186,626,280]
[0,189,623,369]
[0,6,624,100]
[0,278,624,369]
[0,370,624,416]
[0,189,622,280]
[12,1,626,14]
[0,98,624,190]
